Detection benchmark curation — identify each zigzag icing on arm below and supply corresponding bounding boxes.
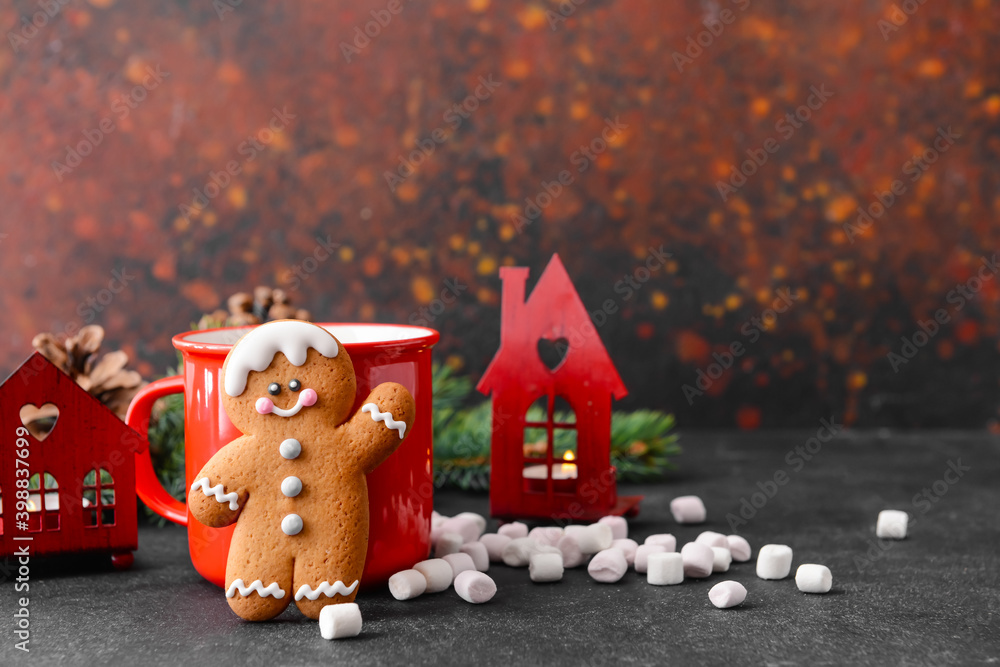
[226,579,286,599]
[361,403,406,439]
[294,580,359,601]
[190,477,240,511]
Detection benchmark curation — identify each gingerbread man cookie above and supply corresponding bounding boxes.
[187,320,415,622]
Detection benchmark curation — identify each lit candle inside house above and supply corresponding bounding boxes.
[523,451,578,492]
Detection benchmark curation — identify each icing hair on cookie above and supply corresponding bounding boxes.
[224,320,340,397]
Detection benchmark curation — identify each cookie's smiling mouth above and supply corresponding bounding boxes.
[255,388,318,417]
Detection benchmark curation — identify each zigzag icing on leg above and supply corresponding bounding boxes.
[190,477,240,510]
[294,580,360,601]
[361,403,406,438]
[226,579,286,599]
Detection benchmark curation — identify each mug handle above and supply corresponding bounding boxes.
[126,376,189,526]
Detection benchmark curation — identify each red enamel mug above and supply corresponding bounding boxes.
[125,323,438,588]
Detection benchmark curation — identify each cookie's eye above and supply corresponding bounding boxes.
[288,379,302,392]
[268,382,281,396]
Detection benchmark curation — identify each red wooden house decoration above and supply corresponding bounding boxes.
[0,352,142,568]
[478,254,641,521]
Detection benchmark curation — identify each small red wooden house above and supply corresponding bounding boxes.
[0,352,141,568]
[478,254,641,521]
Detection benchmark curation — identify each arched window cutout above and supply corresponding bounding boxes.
[84,468,116,527]
[522,394,578,495]
[27,473,60,532]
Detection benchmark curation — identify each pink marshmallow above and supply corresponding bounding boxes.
[611,538,638,566]
[726,535,752,562]
[709,581,747,609]
[556,534,586,568]
[634,544,666,574]
[255,397,273,414]
[695,531,728,548]
[434,531,463,557]
[479,534,512,562]
[528,526,564,547]
[670,495,707,524]
[440,515,483,544]
[453,570,496,604]
[598,515,629,540]
[587,548,628,583]
[460,541,489,572]
[442,552,476,578]
[681,542,714,578]
[300,388,318,406]
[644,534,677,552]
[498,522,528,539]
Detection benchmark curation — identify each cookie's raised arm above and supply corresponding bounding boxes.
[188,436,255,528]
[342,382,415,474]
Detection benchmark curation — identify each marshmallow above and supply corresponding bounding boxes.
[695,531,728,548]
[612,538,638,566]
[456,511,487,534]
[413,558,453,593]
[440,513,484,544]
[498,522,528,539]
[479,534,512,563]
[726,535,752,562]
[529,552,564,583]
[566,523,614,554]
[876,510,908,539]
[598,515,629,540]
[681,542,714,579]
[709,581,747,609]
[634,544,667,574]
[431,511,447,530]
[460,541,490,572]
[756,544,793,580]
[453,570,497,604]
[434,531,463,557]
[588,548,628,583]
[442,552,476,579]
[528,526,564,547]
[319,602,362,640]
[670,495,707,524]
[711,546,732,573]
[643,534,677,552]
[388,569,427,601]
[502,539,560,567]
[430,526,445,545]
[795,564,832,594]
[647,552,684,585]
[556,534,586,568]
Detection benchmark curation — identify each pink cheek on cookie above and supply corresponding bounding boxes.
[255,397,274,414]
[300,388,318,407]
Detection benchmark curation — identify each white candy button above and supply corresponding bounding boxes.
[876,510,908,539]
[795,564,833,593]
[281,513,304,536]
[756,544,793,580]
[709,581,747,608]
[647,552,684,585]
[279,438,301,459]
[281,476,302,497]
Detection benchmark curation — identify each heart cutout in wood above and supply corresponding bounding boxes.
[20,403,60,441]
[537,337,569,372]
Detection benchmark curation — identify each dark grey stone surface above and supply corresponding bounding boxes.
[3,431,999,666]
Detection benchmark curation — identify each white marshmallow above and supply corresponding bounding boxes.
[453,570,497,604]
[556,534,586,568]
[681,542,714,579]
[709,581,747,609]
[319,603,362,640]
[430,526,445,545]
[440,514,484,544]
[413,558,453,593]
[588,548,628,583]
[670,495,707,524]
[646,552,684,585]
[455,511,487,534]
[528,526,564,547]
[876,510,908,539]
[634,544,667,574]
[442,552,476,579]
[498,522,528,539]
[501,538,560,567]
[726,535,752,562]
[695,531,728,548]
[479,534,512,563]
[566,523,613,554]
[598,515,629,540]
[431,511,447,530]
[388,569,426,601]
[529,552,564,583]
[711,546,732,573]
[756,544,793,580]
[643,534,677,552]
[434,531,463,557]
[460,542,490,572]
[795,564,832,594]
[611,538,638,566]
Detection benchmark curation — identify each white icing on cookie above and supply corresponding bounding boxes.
[281,476,302,497]
[224,321,339,397]
[294,580,359,601]
[190,477,240,511]
[281,513,304,536]
[226,579,286,599]
[279,438,301,459]
[361,403,407,438]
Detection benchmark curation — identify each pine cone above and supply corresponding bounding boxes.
[197,286,312,329]
[31,325,146,424]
